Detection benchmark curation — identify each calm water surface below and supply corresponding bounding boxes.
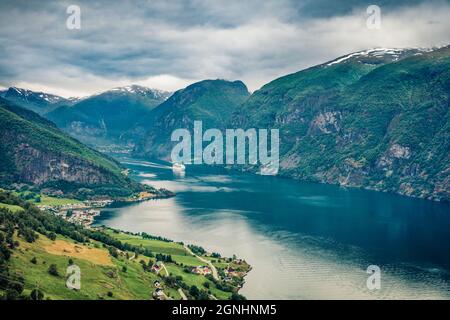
[95,158,450,299]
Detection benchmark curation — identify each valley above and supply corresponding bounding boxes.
[0,46,449,300]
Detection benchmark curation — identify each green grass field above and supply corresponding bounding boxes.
[103,229,186,255]
[10,190,82,206]
[9,233,180,300]
[2,212,245,300]
[0,202,24,212]
[103,229,238,299]
[38,195,82,206]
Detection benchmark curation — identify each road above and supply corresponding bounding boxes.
[178,288,188,300]
[160,262,169,277]
[184,245,219,281]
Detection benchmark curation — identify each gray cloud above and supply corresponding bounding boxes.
[0,0,449,97]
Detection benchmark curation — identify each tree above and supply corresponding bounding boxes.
[68,258,74,265]
[5,289,20,300]
[231,292,246,300]
[122,266,127,273]
[30,288,44,300]
[30,257,37,264]
[189,285,199,298]
[107,291,113,297]
[48,264,59,276]
[108,247,119,258]
[48,232,57,241]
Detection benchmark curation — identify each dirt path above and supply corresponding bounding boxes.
[178,288,188,300]
[160,262,169,277]
[184,245,219,281]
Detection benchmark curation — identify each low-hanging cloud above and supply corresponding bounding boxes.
[0,0,449,97]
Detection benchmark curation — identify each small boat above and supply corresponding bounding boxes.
[259,163,278,176]
[172,162,186,172]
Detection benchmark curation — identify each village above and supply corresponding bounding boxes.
[37,191,160,228]
[37,199,112,227]
[148,255,250,300]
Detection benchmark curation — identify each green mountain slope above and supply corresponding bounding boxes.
[0,191,249,300]
[46,85,171,147]
[232,47,450,201]
[0,98,142,198]
[135,79,250,160]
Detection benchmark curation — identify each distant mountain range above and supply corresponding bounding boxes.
[0,85,171,147]
[45,85,172,147]
[3,46,448,201]
[0,87,78,115]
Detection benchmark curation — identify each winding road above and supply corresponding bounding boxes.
[184,245,219,281]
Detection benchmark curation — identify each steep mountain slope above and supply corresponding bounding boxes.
[0,98,143,198]
[46,85,171,147]
[232,47,450,201]
[1,87,72,115]
[134,79,250,160]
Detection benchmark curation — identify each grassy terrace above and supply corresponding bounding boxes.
[39,196,83,206]
[103,228,250,299]
[10,190,82,206]
[10,233,176,300]
[104,230,187,255]
[0,190,250,300]
[5,225,249,300]
[0,202,24,212]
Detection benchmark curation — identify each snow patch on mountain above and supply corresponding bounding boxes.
[325,47,435,67]
[6,87,67,104]
[108,85,171,100]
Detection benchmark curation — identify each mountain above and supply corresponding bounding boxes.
[1,87,72,115]
[0,98,144,199]
[134,79,250,160]
[232,47,450,201]
[46,85,171,147]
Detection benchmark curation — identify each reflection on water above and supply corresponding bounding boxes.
[95,158,450,299]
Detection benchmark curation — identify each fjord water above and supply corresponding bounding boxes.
[95,158,450,299]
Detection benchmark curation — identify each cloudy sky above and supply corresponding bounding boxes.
[0,0,449,97]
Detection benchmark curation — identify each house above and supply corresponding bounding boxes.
[151,261,162,273]
[224,267,238,277]
[192,266,211,275]
[153,288,165,300]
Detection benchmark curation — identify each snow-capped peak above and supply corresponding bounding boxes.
[108,85,171,100]
[6,87,66,104]
[325,47,435,67]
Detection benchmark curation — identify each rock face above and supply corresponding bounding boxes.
[14,143,112,185]
[0,99,140,198]
[231,47,450,201]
